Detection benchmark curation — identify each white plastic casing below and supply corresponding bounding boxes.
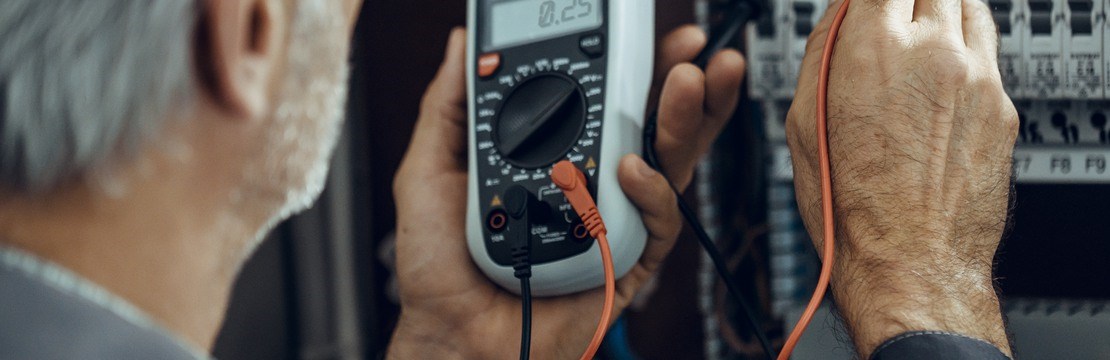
[465,0,654,296]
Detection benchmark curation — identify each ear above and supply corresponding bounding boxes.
[196,0,286,120]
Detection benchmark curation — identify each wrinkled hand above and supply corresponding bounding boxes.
[786,0,1016,357]
[388,27,745,359]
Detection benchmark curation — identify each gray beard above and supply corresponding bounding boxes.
[238,0,352,260]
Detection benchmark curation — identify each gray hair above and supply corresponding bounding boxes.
[0,1,197,192]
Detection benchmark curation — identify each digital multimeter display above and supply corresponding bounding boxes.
[485,0,603,50]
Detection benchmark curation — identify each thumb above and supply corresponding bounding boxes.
[615,154,682,294]
[398,28,468,179]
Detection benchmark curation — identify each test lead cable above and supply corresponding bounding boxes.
[642,0,776,358]
[503,185,538,360]
[551,161,616,360]
[642,129,775,359]
[776,0,850,358]
[518,277,532,360]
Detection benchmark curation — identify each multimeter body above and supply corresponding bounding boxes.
[465,0,654,296]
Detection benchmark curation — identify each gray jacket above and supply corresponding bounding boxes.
[0,247,206,360]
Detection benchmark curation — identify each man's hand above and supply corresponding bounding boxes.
[786,0,1016,357]
[389,28,745,359]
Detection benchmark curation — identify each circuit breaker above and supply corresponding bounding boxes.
[745,0,791,99]
[1064,0,1104,98]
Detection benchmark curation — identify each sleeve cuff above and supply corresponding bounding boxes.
[870,331,1010,360]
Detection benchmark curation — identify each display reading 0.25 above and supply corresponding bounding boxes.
[487,0,603,50]
[538,0,594,28]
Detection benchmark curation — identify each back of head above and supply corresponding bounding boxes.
[0,1,196,193]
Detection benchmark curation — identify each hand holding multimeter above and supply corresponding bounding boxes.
[389,22,746,358]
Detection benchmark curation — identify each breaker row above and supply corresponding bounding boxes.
[746,0,1110,100]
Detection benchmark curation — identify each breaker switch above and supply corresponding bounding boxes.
[1029,0,1055,35]
[989,0,1012,34]
[1069,0,1094,34]
[793,3,815,36]
[757,14,775,38]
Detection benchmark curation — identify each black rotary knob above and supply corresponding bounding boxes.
[495,74,587,168]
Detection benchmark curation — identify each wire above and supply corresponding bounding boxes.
[583,232,616,360]
[694,0,756,68]
[505,185,536,360]
[671,166,778,359]
[520,277,532,360]
[776,1,850,359]
[645,115,776,359]
[716,227,776,356]
[640,1,777,357]
[551,161,616,360]
[644,125,777,358]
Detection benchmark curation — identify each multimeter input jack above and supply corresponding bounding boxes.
[487,209,509,233]
[571,222,591,241]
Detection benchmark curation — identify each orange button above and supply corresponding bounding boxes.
[478,53,501,78]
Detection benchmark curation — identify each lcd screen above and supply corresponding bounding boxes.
[486,0,603,50]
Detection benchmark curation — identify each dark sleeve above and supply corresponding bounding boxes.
[870,331,1011,360]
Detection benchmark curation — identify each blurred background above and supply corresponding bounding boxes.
[211,0,1110,359]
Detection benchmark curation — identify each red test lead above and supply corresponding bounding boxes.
[778,1,851,359]
[551,160,616,360]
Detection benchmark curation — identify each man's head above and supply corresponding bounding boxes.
[0,1,364,346]
[0,0,362,257]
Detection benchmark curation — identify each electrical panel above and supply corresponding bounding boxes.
[747,0,1110,183]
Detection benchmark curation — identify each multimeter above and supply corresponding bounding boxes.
[465,0,654,296]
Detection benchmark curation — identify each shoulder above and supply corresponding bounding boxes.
[0,258,205,360]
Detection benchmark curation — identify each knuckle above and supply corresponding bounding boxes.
[785,121,814,161]
[978,61,1006,83]
[838,36,892,69]
[661,212,682,241]
[969,64,1008,93]
[920,47,972,85]
[785,110,807,145]
[646,200,682,240]
[999,101,1021,138]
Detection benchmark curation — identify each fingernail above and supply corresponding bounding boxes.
[636,157,657,179]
